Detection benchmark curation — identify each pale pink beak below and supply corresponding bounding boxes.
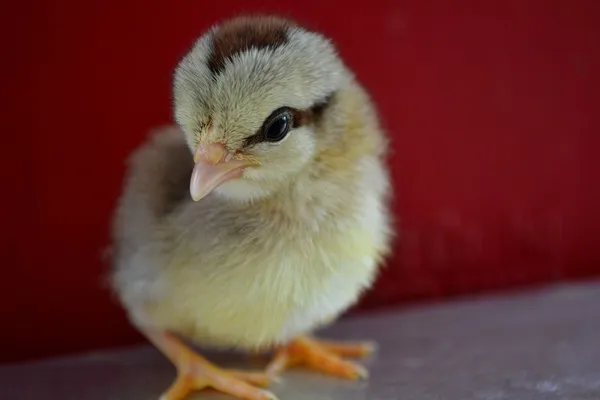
[190,143,256,201]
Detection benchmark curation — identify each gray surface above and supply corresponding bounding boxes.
[2,282,600,400]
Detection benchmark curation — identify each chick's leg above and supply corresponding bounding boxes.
[142,329,276,400]
[265,336,374,380]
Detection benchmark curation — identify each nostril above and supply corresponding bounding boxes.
[194,142,227,164]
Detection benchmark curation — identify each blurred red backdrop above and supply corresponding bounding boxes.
[1,0,599,363]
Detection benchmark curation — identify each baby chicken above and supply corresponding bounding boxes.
[110,14,393,400]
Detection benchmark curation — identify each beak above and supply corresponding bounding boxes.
[190,143,256,202]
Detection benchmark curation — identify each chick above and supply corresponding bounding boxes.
[110,14,393,400]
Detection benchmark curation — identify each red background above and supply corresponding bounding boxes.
[1,0,599,364]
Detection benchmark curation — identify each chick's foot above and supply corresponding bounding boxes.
[142,329,277,400]
[265,336,375,380]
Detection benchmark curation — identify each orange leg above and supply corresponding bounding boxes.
[141,328,277,400]
[265,336,375,380]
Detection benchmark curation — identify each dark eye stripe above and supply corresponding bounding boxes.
[242,92,336,148]
[293,93,334,127]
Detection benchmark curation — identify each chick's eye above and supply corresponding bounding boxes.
[264,110,293,142]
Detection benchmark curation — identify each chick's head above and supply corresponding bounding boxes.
[173,15,352,202]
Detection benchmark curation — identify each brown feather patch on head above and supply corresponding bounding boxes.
[207,15,295,75]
